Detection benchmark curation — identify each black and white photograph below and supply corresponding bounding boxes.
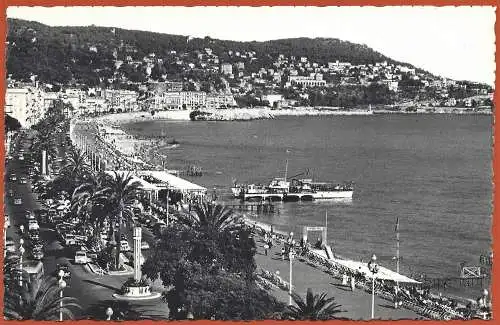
[3,6,495,321]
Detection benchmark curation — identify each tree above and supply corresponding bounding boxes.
[4,276,82,320]
[5,114,22,133]
[165,273,285,320]
[284,288,344,320]
[61,148,91,185]
[95,171,141,269]
[176,202,243,234]
[70,172,110,247]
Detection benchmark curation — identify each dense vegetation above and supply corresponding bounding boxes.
[7,18,408,86]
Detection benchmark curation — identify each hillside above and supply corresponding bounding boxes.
[6,18,417,85]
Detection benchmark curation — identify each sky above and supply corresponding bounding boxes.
[6,6,496,86]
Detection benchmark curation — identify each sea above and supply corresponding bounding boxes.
[121,114,492,296]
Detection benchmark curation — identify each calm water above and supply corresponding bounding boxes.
[122,114,492,281]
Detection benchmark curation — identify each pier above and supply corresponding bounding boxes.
[224,202,278,214]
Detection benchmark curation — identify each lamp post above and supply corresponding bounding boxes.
[4,221,8,258]
[58,270,67,322]
[19,239,25,287]
[289,250,295,306]
[368,254,379,320]
[106,307,114,320]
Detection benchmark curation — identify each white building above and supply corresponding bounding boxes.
[5,87,46,127]
[288,75,326,88]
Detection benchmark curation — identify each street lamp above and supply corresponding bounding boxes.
[58,275,67,322]
[106,307,114,320]
[368,254,379,320]
[288,250,295,306]
[19,239,25,287]
[4,221,8,258]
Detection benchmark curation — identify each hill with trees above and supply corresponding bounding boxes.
[6,18,420,86]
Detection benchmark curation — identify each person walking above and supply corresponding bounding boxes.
[264,244,269,256]
[281,247,286,261]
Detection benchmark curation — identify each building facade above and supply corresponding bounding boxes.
[5,87,46,127]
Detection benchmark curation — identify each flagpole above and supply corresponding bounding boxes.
[325,210,328,243]
[396,217,400,289]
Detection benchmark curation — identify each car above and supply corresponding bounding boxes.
[74,251,89,264]
[10,174,17,181]
[19,177,27,184]
[120,240,131,252]
[5,238,16,253]
[62,233,76,246]
[14,198,22,205]
[31,249,44,260]
[28,220,39,231]
[55,264,71,279]
[18,155,24,161]
[7,189,14,197]
[140,241,150,250]
[29,230,40,241]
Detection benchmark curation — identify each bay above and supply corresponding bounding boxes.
[122,114,492,281]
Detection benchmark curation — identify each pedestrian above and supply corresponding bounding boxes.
[342,273,348,286]
[281,247,286,261]
[350,276,356,291]
[264,244,269,256]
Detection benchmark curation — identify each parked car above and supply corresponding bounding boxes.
[120,240,131,252]
[28,219,39,231]
[29,230,40,241]
[19,176,27,184]
[14,198,22,205]
[62,233,76,246]
[10,174,17,181]
[74,251,89,264]
[31,249,44,260]
[54,264,71,279]
[140,241,150,250]
[5,238,16,253]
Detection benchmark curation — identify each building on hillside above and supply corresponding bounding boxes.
[221,63,233,75]
[288,75,326,88]
[5,87,46,127]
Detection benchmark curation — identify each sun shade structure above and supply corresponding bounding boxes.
[136,170,207,195]
[104,170,161,191]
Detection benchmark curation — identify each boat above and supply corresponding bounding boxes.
[231,158,353,201]
[231,177,353,201]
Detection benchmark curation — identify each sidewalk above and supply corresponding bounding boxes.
[254,240,421,320]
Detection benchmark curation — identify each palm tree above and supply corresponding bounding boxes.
[4,276,82,320]
[284,288,344,320]
[61,148,91,183]
[177,202,243,234]
[96,171,142,269]
[70,172,110,247]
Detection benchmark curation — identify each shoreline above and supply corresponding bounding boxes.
[93,107,491,125]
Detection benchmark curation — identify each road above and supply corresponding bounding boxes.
[4,130,168,319]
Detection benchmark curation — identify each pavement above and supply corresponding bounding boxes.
[253,237,422,320]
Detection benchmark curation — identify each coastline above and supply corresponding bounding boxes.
[93,107,491,126]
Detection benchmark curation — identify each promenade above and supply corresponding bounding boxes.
[253,237,421,320]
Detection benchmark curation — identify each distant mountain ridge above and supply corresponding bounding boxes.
[6,17,426,85]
